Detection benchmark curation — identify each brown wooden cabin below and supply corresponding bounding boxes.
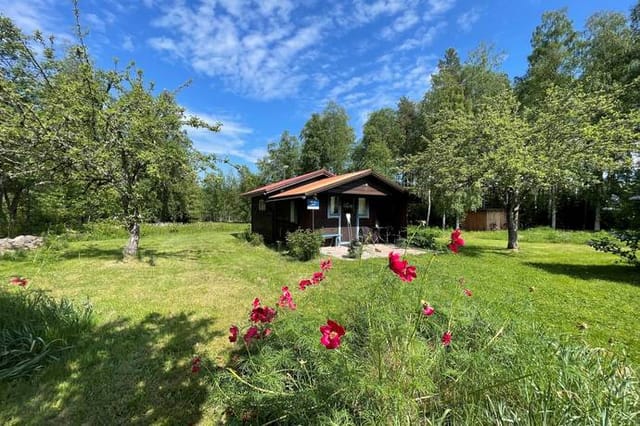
[462,208,507,231]
[241,169,409,245]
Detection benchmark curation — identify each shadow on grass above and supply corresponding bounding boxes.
[2,311,219,424]
[525,262,639,286]
[60,243,124,261]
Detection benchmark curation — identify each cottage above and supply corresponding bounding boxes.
[242,169,409,245]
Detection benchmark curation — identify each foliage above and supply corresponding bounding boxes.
[0,284,93,381]
[210,245,639,424]
[405,226,441,250]
[241,228,264,246]
[286,229,323,261]
[590,230,640,267]
[352,108,403,178]
[256,131,301,183]
[299,101,355,174]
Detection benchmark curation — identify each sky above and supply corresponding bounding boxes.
[1,0,636,173]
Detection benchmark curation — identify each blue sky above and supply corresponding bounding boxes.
[1,0,636,172]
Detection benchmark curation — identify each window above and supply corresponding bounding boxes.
[290,201,298,223]
[258,199,266,211]
[357,198,369,218]
[328,196,340,218]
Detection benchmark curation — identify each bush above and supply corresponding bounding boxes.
[240,228,264,246]
[0,286,93,381]
[286,229,322,261]
[590,230,640,267]
[346,239,363,259]
[404,226,442,249]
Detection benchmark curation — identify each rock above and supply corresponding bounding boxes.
[0,235,44,253]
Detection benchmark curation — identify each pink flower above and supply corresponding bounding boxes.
[244,326,260,344]
[320,319,346,349]
[191,356,201,373]
[262,328,272,338]
[9,276,28,287]
[422,303,435,316]
[442,331,452,346]
[388,252,417,282]
[448,229,465,254]
[299,279,312,291]
[229,325,239,343]
[311,271,325,284]
[252,298,260,308]
[277,286,297,310]
[464,289,472,297]
[320,259,332,271]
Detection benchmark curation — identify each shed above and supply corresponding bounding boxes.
[462,209,507,231]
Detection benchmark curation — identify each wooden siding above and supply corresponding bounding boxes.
[463,209,507,231]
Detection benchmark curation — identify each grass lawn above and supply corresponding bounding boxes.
[1,223,638,424]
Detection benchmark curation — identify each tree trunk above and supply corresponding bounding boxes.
[594,202,601,231]
[455,215,460,229]
[442,213,446,231]
[426,189,431,226]
[123,221,140,257]
[549,187,557,230]
[506,190,520,250]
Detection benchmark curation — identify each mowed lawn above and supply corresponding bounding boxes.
[1,223,638,424]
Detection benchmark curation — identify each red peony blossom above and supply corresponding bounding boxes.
[422,303,435,316]
[320,319,346,349]
[320,258,332,271]
[388,252,417,282]
[311,271,325,284]
[244,326,260,344]
[191,356,201,373]
[442,331,452,346]
[299,278,312,291]
[229,325,239,343]
[464,289,472,297]
[448,229,465,254]
[249,299,277,323]
[252,298,260,308]
[262,328,272,338]
[277,286,297,310]
[9,276,28,287]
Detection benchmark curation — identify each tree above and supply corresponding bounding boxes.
[300,101,354,173]
[353,108,402,177]
[256,131,301,183]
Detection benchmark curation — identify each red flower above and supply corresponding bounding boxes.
[320,259,332,271]
[442,331,452,346]
[422,303,435,316]
[320,319,346,349]
[464,289,472,297]
[299,278,312,291]
[388,252,417,282]
[229,325,239,343]
[311,271,325,284]
[262,328,272,338]
[250,299,277,323]
[9,276,28,287]
[191,356,201,373]
[448,229,465,254]
[277,286,297,310]
[244,326,260,344]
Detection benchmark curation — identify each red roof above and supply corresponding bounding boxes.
[241,169,334,197]
[269,169,406,199]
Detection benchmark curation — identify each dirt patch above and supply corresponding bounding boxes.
[320,243,427,260]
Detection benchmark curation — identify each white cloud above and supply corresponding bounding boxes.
[183,110,263,162]
[397,22,447,51]
[457,8,481,32]
[381,10,420,39]
[426,0,456,17]
[85,13,106,33]
[122,35,134,51]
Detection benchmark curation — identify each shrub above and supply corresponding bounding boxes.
[405,226,442,250]
[286,229,322,261]
[0,284,93,381]
[590,230,639,267]
[243,228,264,246]
[346,239,362,259]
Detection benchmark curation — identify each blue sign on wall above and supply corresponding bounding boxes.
[307,198,320,210]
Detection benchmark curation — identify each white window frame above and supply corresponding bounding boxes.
[357,197,369,218]
[328,195,340,218]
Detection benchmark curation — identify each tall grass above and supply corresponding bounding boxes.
[0,287,93,381]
